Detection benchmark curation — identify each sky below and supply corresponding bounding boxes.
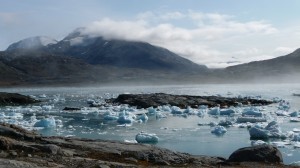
[1,0,300,68]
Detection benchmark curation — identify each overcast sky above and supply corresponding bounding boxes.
[1,0,300,68]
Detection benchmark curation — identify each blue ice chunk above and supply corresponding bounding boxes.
[34,117,56,128]
[135,132,159,143]
[211,126,227,135]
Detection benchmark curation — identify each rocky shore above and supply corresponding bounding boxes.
[107,93,274,109]
[0,123,296,168]
[0,92,39,106]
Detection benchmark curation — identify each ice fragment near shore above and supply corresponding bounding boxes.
[211,126,227,135]
[249,121,286,139]
[33,116,56,128]
[135,132,159,143]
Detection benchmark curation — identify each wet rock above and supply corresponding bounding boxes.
[227,145,283,163]
[63,107,81,111]
[0,92,40,106]
[107,93,273,109]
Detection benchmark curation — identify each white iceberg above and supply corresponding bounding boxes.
[211,126,227,135]
[249,121,286,139]
[33,116,56,128]
[242,107,262,117]
[251,140,267,146]
[135,132,159,143]
[171,106,183,114]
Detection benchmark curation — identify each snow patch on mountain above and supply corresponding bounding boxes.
[6,36,57,51]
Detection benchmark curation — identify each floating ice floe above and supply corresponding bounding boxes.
[289,111,299,117]
[242,107,262,117]
[275,110,289,117]
[208,107,220,115]
[156,112,167,119]
[103,111,118,120]
[220,108,235,116]
[183,106,197,115]
[218,119,233,127]
[135,132,159,143]
[148,107,157,115]
[236,116,267,123]
[39,94,47,98]
[137,113,148,122]
[211,126,227,135]
[251,140,267,146]
[290,117,300,122]
[33,116,56,128]
[278,100,290,111]
[171,106,183,114]
[249,121,286,139]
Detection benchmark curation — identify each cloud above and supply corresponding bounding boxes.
[79,11,279,68]
[274,47,296,55]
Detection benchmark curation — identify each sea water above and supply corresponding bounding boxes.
[1,83,300,164]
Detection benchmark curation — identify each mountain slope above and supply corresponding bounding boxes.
[221,48,300,82]
[48,29,207,73]
[6,36,57,51]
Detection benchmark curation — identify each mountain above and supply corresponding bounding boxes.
[6,36,57,51]
[220,48,300,82]
[47,29,207,73]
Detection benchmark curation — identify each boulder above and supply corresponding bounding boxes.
[227,145,283,163]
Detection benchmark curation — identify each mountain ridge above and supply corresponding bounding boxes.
[1,28,300,86]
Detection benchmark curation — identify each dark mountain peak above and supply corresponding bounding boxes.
[6,36,57,51]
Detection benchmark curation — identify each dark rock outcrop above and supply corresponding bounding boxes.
[227,145,283,163]
[107,93,274,109]
[0,92,40,106]
[0,123,292,167]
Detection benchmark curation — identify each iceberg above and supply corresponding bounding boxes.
[251,140,267,146]
[137,113,148,122]
[290,117,300,122]
[183,106,197,115]
[148,107,157,114]
[289,111,299,117]
[278,100,290,111]
[218,120,233,127]
[211,126,227,135]
[171,106,183,114]
[33,116,56,128]
[135,132,159,143]
[249,121,286,139]
[236,117,267,123]
[208,107,220,115]
[242,107,262,117]
[117,115,133,124]
[220,109,235,116]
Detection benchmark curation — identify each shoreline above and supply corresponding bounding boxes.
[0,123,292,168]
